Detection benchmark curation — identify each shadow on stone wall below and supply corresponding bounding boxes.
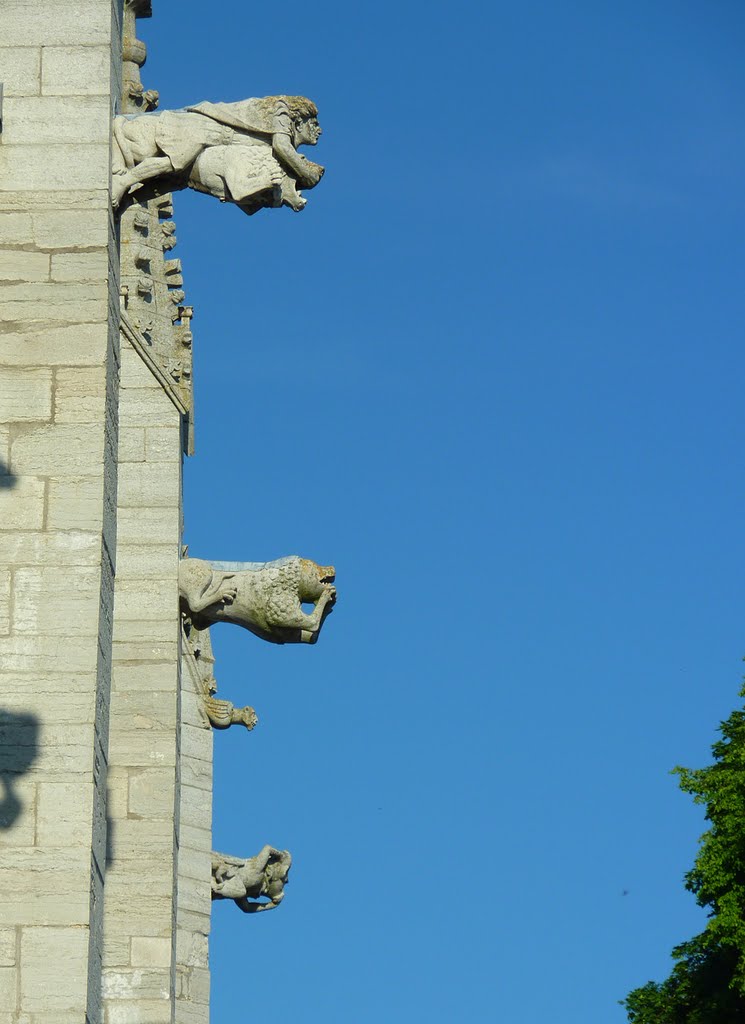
[0,710,39,829]
[0,457,16,489]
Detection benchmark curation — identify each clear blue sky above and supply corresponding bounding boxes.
[140,3,745,1020]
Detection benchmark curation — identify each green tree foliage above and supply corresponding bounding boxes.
[623,685,745,1023]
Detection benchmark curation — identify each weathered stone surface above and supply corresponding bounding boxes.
[31,209,109,250]
[36,782,94,846]
[41,45,111,96]
[117,463,180,507]
[0,46,41,97]
[0,323,107,366]
[0,368,52,422]
[112,661,180,694]
[117,507,179,546]
[0,280,108,321]
[110,690,177,732]
[106,999,172,1024]
[0,531,100,567]
[19,927,89,1010]
[0,967,17,1012]
[12,566,101,635]
[0,931,16,968]
[128,768,176,819]
[0,774,35,845]
[0,570,10,636]
[106,731,176,769]
[0,145,109,193]
[3,96,110,146]
[175,931,208,970]
[50,251,108,282]
[0,251,49,283]
[47,476,104,531]
[102,968,171,1001]
[11,423,105,475]
[0,4,112,47]
[54,366,108,422]
[0,853,90,927]
[131,937,171,969]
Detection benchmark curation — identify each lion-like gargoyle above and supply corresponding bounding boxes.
[211,845,291,914]
[112,95,324,213]
[179,556,336,644]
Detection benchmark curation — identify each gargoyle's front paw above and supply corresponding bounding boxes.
[323,584,337,604]
[220,586,238,605]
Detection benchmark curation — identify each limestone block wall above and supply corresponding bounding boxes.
[0,3,123,1021]
[175,639,213,1024]
[103,337,183,1023]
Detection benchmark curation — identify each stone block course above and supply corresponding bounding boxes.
[12,565,102,635]
[106,998,172,1024]
[101,968,171,1001]
[19,926,89,1011]
[0,4,112,47]
[0,531,100,566]
[41,45,111,96]
[0,251,50,283]
[54,366,108,422]
[0,932,15,968]
[3,96,111,146]
[0,477,45,530]
[128,768,177,819]
[117,508,179,546]
[0,966,17,1011]
[130,937,171,969]
[0,144,110,193]
[0,323,108,367]
[110,690,177,731]
[47,476,104,531]
[31,209,109,250]
[145,426,182,462]
[117,462,181,507]
[50,250,109,282]
[0,634,98,674]
[0,212,33,244]
[0,854,90,926]
[11,422,105,475]
[0,47,41,96]
[0,776,35,844]
[0,570,10,636]
[36,781,94,846]
[0,368,52,422]
[0,280,108,322]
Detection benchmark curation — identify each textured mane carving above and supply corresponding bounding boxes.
[179,556,336,645]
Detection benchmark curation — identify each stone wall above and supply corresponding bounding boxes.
[0,3,124,1021]
[102,336,183,1023]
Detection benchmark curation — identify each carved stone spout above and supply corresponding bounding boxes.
[112,95,324,213]
[211,846,291,913]
[179,556,336,644]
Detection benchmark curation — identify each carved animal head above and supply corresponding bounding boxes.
[298,559,335,601]
[263,850,292,904]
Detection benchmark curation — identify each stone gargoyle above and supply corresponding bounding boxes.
[211,846,291,914]
[179,556,336,644]
[112,95,324,213]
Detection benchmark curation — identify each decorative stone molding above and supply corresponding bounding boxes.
[179,556,336,644]
[211,846,292,913]
[112,96,324,213]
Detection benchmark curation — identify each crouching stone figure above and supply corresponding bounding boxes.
[179,555,336,644]
[211,846,291,913]
[112,94,324,212]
